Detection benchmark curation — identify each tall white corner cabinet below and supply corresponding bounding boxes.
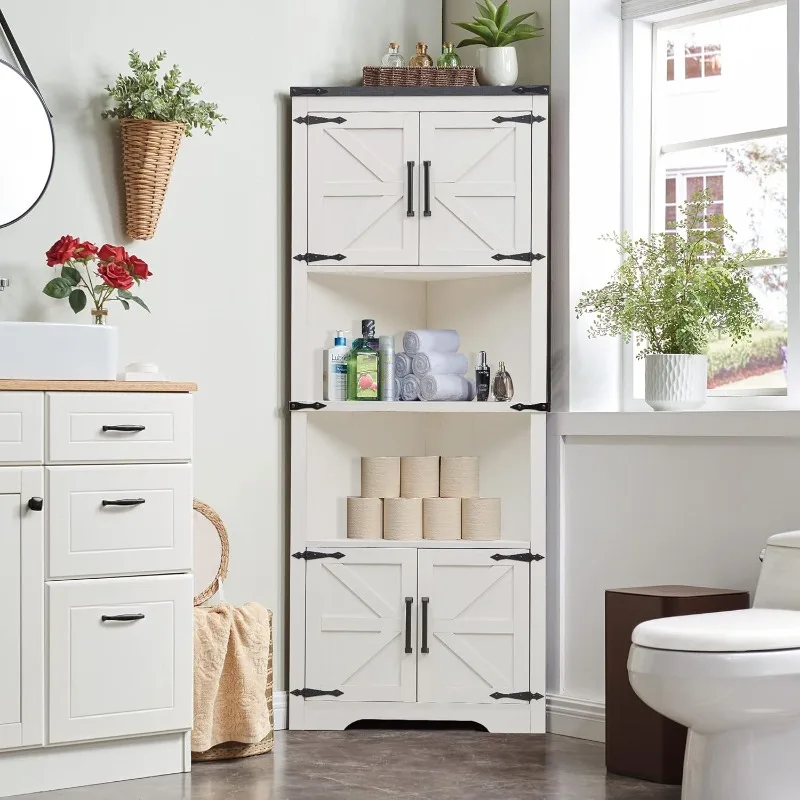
[289,86,549,734]
[0,383,195,798]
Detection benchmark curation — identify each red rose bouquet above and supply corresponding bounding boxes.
[43,236,151,323]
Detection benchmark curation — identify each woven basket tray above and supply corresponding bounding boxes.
[363,66,475,87]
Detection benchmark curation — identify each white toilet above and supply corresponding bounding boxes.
[628,531,800,800]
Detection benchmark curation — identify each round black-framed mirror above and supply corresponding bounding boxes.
[0,57,54,229]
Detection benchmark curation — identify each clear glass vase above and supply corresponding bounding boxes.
[91,308,108,326]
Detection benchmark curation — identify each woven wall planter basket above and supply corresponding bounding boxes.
[120,118,184,240]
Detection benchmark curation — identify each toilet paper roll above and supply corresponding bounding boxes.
[461,498,501,541]
[383,498,423,540]
[439,457,480,498]
[423,497,462,540]
[347,497,383,540]
[361,457,401,498]
[400,456,440,498]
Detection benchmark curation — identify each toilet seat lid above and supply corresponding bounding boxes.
[632,608,800,652]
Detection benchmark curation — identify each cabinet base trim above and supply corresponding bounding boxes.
[293,701,539,733]
[0,732,189,798]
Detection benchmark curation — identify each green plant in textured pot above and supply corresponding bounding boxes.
[576,191,765,410]
[102,50,226,136]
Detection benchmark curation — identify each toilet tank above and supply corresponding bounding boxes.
[754,532,800,609]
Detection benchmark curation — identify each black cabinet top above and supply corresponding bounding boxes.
[290,85,549,97]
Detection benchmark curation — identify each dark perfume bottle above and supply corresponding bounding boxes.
[492,361,514,402]
[476,351,491,402]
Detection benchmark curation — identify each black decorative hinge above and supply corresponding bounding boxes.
[292,87,329,96]
[293,115,346,125]
[292,550,346,561]
[491,552,544,563]
[491,252,545,263]
[290,688,344,699]
[294,252,347,263]
[490,691,544,702]
[511,402,549,412]
[492,113,545,125]
[289,401,327,411]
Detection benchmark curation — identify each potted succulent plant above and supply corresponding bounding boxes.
[576,192,764,411]
[455,1,543,86]
[102,51,226,240]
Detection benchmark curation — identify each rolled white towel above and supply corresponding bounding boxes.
[419,375,476,402]
[412,351,468,377]
[395,352,413,378]
[403,329,460,356]
[394,377,402,400]
[400,374,420,401]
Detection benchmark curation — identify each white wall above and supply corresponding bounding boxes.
[553,431,800,702]
[0,0,441,691]
[444,0,551,84]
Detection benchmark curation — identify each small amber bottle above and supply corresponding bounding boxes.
[408,42,434,68]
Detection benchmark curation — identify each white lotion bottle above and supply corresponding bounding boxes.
[323,330,349,401]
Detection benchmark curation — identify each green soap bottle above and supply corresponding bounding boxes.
[347,319,380,401]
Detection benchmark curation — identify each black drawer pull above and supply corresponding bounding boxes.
[101,613,145,622]
[101,498,146,507]
[102,424,146,433]
[404,597,413,654]
[421,596,430,654]
[27,497,43,511]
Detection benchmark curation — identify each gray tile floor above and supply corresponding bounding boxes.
[25,731,682,800]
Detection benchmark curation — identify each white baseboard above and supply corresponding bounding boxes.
[275,691,604,740]
[274,691,288,731]
[546,695,606,743]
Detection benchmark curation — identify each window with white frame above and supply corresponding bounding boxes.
[625,0,789,402]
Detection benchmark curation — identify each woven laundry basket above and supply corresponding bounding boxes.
[120,118,184,240]
[191,609,274,762]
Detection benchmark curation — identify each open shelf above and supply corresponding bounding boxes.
[305,539,532,549]
[305,264,534,282]
[318,401,524,413]
[302,413,533,545]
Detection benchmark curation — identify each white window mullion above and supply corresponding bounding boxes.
[786,0,800,400]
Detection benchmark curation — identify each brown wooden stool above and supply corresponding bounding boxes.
[605,585,750,784]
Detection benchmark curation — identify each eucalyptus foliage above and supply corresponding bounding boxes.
[576,192,764,357]
[455,0,543,48]
[102,51,226,136]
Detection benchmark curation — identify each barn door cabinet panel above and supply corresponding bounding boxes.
[290,86,549,735]
[0,385,194,798]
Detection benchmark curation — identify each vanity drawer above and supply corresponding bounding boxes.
[0,392,43,464]
[48,574,193,744]
[46,392,192,464]
[47,464,192,579]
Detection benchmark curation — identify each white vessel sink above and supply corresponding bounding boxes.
[0,322,118,380]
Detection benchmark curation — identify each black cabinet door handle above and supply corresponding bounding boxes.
[102,425,146,433]
[421,596,430,653]
[101,613,145,622]
[27,497,43,512]
[406,160,415,217]
[423,161,432,217]
[404,597,413,654]
[101,498,146,507]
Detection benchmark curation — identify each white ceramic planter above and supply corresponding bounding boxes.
[645,354,708,412]
[477,47,519,86]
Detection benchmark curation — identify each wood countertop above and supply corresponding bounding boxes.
[0,380,197,392]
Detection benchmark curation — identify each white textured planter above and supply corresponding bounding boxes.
[477,47,519,86]
[645,354,708,412]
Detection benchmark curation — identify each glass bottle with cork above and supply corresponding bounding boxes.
[437,42,462,68]
[347,319,380,401]
[381,43,405,68]
[408,43,434,68]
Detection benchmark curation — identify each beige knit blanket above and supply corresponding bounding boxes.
[192,603,273,753]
